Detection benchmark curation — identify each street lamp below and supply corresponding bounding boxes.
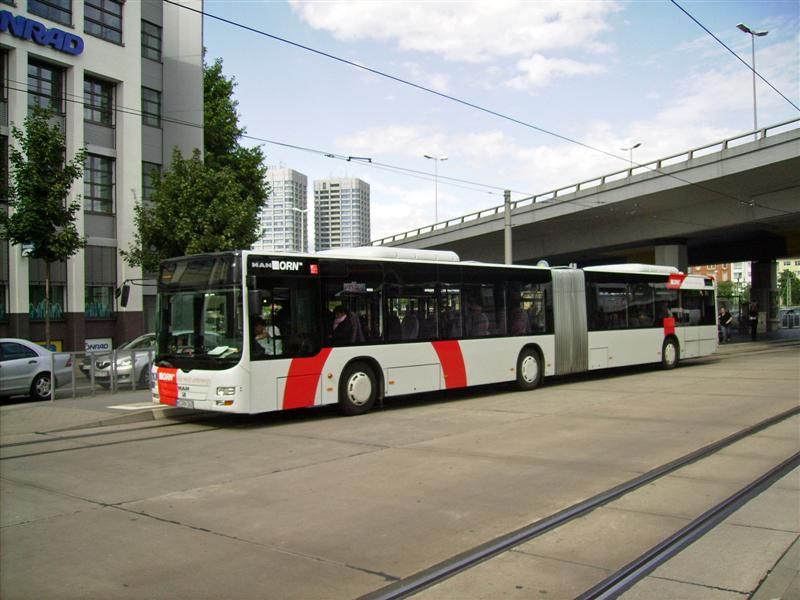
[423,154,447,224]
[737,22,768,134]
[621,142,641,168]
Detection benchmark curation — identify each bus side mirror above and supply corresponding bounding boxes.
[116,283,131,308]
[248,289,263,317]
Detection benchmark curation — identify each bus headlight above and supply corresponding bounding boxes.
[216,386,237,397]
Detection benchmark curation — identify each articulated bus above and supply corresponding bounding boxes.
[151,248,717,415]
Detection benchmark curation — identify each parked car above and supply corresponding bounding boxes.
[0,338,74,401]
[80,333,156,389]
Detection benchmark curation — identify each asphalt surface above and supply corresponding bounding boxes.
[0,330,800,600]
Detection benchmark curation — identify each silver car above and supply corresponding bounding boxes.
[80,333,156,389]
[0,338,74,401]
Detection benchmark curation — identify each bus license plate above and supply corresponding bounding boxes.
[177,399,194,409]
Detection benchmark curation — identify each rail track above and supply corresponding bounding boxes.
[360,406,800,600]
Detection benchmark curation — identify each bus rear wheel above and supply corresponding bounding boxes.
[339,361,377,415]
[662,338,680,370]
[516,348,543,391]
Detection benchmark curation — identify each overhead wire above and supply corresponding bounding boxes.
[6,80,522,198]
[160,0,795,221]
[670,0,800,113]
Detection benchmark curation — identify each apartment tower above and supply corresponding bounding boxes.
[314,177,370,251]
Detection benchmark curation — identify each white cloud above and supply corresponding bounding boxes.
[289,1,618,90]
[506,54,605,89]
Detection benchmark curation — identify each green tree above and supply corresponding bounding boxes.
[778,269,800,306]
[125,148,266,272]
[0,107,86,346]
[123,56,268,272]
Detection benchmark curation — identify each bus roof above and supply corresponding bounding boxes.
[317,247,460,263]
[584,263,680,275]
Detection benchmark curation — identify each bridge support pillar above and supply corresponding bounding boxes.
[655,244,688,272]
[751,261,779,333]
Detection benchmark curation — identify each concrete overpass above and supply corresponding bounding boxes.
[374,118,800,270]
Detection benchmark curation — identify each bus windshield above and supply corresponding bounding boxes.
[156,255,244,370]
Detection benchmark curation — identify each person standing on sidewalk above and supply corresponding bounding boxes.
[719,307,733,343]
[748,303,759,341]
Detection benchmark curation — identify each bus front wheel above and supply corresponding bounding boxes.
[339,361,378,416]
[516,348,543,391]
[662,338,680,370]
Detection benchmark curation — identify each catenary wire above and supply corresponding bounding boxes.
[8,81,522,197]
[670,0,800,113]
[158,0,795,218]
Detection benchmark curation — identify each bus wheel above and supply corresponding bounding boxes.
[516,348,543,391]
[662,338,680,370]
[339,361,377,415]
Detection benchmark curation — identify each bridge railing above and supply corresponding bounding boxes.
[372,117,800,247]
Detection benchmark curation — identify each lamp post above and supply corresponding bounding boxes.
[423,154,447,224]
[621,142,641,168]
[737,22,768,134]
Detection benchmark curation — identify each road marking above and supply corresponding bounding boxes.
[107,402,166,411]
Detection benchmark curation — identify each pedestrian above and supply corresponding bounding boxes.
[719,307,733,343]
[748,303,759,341]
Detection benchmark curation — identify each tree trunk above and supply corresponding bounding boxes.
[45,260,51,349]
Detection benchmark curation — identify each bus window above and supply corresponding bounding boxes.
[385,262,438,342]
[629,283,655,328]
[252,279,320,358]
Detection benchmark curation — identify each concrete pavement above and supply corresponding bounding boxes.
[1,330,798,599]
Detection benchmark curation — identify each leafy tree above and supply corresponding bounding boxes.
[125,148,266,272]
[123,56,268,272]
[716,281,735,298]
[778,269,800,306]
[0,107,86,346]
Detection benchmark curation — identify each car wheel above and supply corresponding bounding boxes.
[516,347,543,391]
[30,372,52,401]
[138,366,151,389]
[338,361,377,416]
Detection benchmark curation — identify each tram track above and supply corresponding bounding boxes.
[359,405,800,600]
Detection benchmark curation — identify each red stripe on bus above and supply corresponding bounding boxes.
[156,367,179,406]
[432,341,467,389]
[282,347,333,409]
[663,316,676,336]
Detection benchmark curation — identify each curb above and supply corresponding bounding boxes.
[44,406,212,433]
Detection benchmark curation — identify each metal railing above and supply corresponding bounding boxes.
[49,348,155,400]
[371,117,800,246]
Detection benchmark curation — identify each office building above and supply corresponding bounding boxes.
[253,167,308,253]
[314,177,370,251]
[0,0,204,350]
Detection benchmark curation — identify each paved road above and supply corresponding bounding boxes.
[1,335,798,599]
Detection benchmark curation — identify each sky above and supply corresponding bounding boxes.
[201,0,800,247]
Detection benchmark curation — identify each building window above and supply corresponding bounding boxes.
[141,20,162,61]
[84,0,122,44]
[141,87,161,127]
[28,60,64,114]
[84,154,115,214]
[84,246,116,319]
[28,0,72,26]
[84,76,114,125]
[142,161,160,201]
[29,259,67,321]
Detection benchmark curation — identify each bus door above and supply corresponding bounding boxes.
[551,270,588,375]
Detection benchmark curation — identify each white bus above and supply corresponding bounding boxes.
[151,248,717,415]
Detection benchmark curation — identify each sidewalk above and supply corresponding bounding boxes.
[0,389,195,439]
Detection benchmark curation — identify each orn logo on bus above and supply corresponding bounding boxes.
[158,371,176,382]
